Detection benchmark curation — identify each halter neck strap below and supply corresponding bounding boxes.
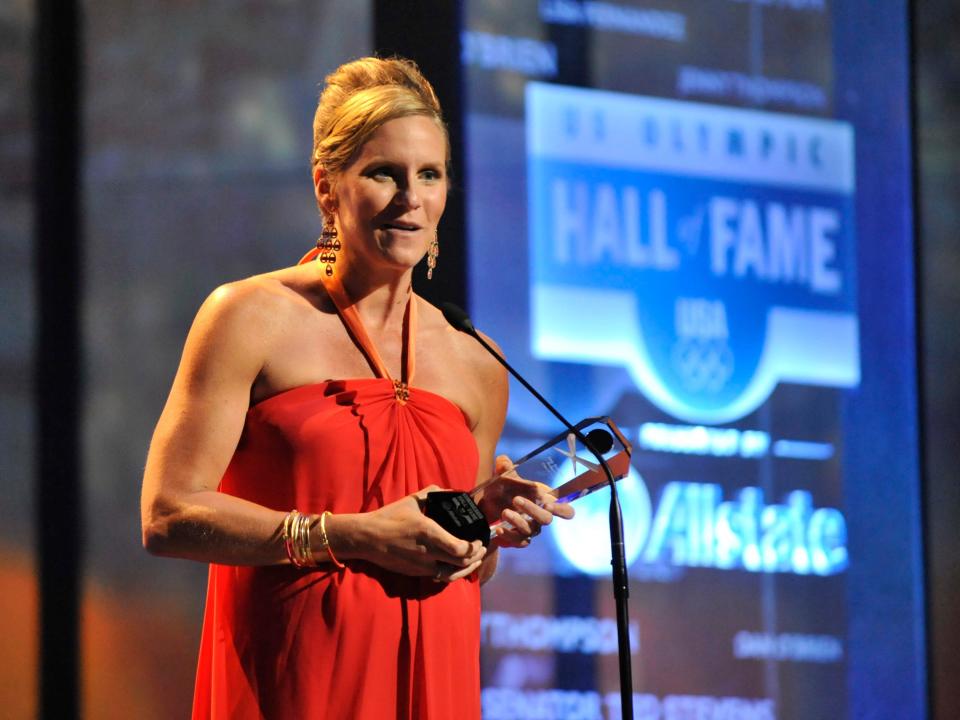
[300,249,417,399]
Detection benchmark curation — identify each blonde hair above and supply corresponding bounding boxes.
[311,56,449,181]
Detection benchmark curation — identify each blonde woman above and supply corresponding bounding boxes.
[140,56,572,719]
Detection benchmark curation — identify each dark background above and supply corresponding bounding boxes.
[915,2,960,718]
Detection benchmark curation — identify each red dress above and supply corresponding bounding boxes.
[192,271,482,719]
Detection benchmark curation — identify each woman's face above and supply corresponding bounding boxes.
[327,115,448,275]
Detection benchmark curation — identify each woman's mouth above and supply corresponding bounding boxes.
[381,221,421,232]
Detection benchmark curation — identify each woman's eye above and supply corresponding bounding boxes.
[420,169,443,182]
[370,168,394,180]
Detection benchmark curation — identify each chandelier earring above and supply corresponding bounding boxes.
[317,217,341,277]
[426,231,439,280]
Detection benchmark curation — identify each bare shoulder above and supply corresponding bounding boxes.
[471,328,508,387]
[181,266,322,381]
[416,298,507,389]
[196,266,318,334]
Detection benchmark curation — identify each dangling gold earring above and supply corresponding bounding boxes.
[317,218,340,277]
[427,231,439,280]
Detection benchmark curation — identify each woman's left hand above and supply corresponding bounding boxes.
[475,455,575,548]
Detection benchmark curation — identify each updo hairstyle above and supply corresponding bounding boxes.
[311,56,449,186]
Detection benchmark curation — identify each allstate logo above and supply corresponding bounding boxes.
[550,462,651,576]
[526,83,861,424]
[550,459,849,577]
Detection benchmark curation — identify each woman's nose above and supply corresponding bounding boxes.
[396,181,422,209]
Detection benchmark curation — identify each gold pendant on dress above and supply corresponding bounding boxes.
[393,380,409,404]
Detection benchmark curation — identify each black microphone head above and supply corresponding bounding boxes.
[585,428,615,455]
[440,302,477,336]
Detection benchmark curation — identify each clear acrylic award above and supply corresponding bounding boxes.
[424,417,632,545]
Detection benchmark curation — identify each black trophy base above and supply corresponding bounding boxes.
[424,491,490,547]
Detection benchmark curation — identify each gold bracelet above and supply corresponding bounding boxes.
[281,509,318,568]
[320,510,345,569]
[298,512,317,567]
[282,509,299,566]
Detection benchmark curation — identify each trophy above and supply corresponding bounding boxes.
[424,417,632,545]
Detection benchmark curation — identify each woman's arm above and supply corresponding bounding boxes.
[141,281,285,563]
[141,281,484,578]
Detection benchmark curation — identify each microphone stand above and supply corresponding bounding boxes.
[442,304,634,720]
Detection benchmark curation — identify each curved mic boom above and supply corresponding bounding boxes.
[438,299,635,718]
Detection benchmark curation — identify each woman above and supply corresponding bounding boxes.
[140,56,573,719]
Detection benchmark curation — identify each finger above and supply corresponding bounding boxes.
[456,540,487,567]
[501,507,534,536]
[418,518,477,563]
[495,456,527,482]
[542,499,575,520]
[430,557,483,583]
[494,454,514,474]
[467,540,487,564]
[493,529,531,549]
[513,496,554,526]
[537,498,574,520]
[445,558,485,582]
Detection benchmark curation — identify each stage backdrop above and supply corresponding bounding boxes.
[463,2,926,720]
[0,2,930,719]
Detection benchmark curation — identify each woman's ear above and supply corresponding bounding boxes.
[313,166,337,216]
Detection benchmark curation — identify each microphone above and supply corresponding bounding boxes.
[440,303,612,454]
[440,302,635,720]
[440,302,475,334]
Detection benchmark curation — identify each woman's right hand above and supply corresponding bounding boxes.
[326,486,487,583]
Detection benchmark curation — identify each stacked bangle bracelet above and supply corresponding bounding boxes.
[320,511,345,569]
[282,509,315,567]
[281,509,345,569]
